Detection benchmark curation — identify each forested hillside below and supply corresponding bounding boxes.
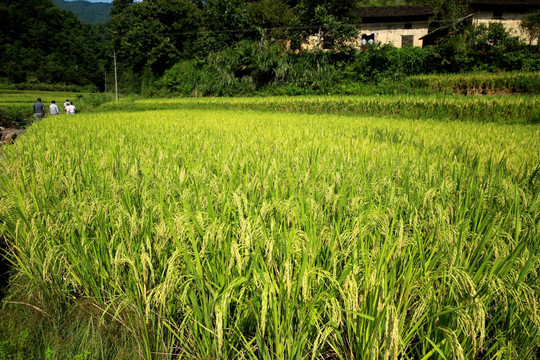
[0,0,111,89]
[51,0,112,25]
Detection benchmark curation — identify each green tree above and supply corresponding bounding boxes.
[521,12,540,46]
[425,0,468,29]
[291,0,360,51]
[246,0,295,40]
[433,22,533,72]
[111,0,133,16]
[110,0,202,74]
[0,0,111,88]
[195,0,255,53]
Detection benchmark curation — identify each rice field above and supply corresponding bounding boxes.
[404,72,540,94]
[0,96,539,359]
[0,89,111,116]
[0,90,85,112]
[105,95,540,124]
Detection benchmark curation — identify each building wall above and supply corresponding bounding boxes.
[473,10,538,45]
[358,21,429,48]
[302,21,430,50]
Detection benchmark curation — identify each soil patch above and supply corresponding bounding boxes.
[458,88,515,96]
[0,243,9,300]
[0,127,25,148]
[0,127,24,298]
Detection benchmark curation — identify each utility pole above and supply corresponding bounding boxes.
[260,28,266,47]
[113,50,118,102]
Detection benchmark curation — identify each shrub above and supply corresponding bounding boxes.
[0,107,25,127]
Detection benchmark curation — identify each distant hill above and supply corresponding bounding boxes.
[51,0,111,24]
[0,0,111,87]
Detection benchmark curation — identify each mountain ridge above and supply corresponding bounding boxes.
[51,0,111,24]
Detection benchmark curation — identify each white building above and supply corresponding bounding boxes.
[352,5,434,48]
[302,5,434,50]
[469,0,540,45]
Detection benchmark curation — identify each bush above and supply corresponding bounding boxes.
[0,107,24,127]
[157,60,203,96]
[344,44,436,82]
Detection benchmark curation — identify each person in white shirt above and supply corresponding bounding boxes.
[49,100,60,115]
[66,102,76,115]
[64,99,70,112]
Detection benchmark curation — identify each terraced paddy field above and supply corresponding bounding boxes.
[0,89,89,113]
[0,96,539,359]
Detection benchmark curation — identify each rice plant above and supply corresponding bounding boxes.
[0,103,539,359]
[105,94,540,124]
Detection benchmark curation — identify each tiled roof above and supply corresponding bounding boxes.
[353,5,434,19]
[470,0,540,6]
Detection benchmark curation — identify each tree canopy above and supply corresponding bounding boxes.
[111,0,201,74]
[109,0,364,75]
[0,0,111,88]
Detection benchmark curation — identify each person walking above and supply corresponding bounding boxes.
[49,100,60,115]
[65,102,76,115]
[33,98,47,119]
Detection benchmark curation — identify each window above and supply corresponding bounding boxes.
[493,10,503,19]
[361,33,377,46]
[401,35,414,47]
[323,35,335,49]
[404,23,412,30]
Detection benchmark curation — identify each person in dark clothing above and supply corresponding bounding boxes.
[33,98,47,119]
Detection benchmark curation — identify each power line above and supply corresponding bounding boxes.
[160,23,362,36]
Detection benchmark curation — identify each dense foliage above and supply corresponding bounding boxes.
[151,23,540,97]
[520,12,540,46]
[109,0,364,76]
[107,0,540,95]
[0,0,111,89]
[1,0,537,94]
[109,0,474,79]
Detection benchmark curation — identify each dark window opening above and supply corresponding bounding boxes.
[323,36,335,50]
[402,35,414,47]
[361,33,376,46]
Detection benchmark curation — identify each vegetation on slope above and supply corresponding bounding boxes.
[0,0,111,89]
[50,0,112,25]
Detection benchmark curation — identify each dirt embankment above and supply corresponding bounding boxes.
[0,128,21,298]
[0,127,25,298]
[0,128,25,148]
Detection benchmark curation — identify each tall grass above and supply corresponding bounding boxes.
[0,107,539,358]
